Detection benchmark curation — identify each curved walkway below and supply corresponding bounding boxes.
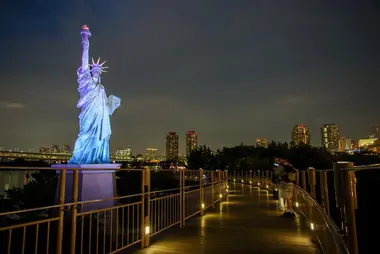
[131,184,320,253]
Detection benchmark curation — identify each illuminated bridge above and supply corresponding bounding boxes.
[0,151,131,162]
[0,163,373,254]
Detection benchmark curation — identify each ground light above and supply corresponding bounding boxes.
[145,226,150,235]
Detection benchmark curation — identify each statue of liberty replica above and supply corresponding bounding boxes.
[68,25,121,164]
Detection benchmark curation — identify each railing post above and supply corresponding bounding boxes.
[70,169,79,254]
[319,170,330,215]
[56,169,66,254]
[224,170,228,196]
[295,169,300,186]
[180,167,185,228]
[200,168,205,215]
[211,171,215,208]
[218,170,222,200]
[307,167,316,199]
[333,162,353,234]
[301,170,307,191]
[342,170,359,254]
[141,167,150,248]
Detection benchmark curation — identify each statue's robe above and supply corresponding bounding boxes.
[68,67,111,164]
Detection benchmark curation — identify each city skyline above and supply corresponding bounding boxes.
[1,1,379,153]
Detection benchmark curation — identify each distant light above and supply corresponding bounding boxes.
[249,181,252,184]
[219,194,223,198]
[233,179,236,182]
[258,182,260,186]
[241,180,244,183]
[310,223,315,231]
[145,226,150,235]
[266,185,269,188]
[201,203,205,209]
[295,202,299,207]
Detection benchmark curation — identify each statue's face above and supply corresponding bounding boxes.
[91,68,101,79]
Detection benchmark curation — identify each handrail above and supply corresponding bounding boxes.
[0,167,229,254]
[292,184,349,254]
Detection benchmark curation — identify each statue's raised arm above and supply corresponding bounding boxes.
[81,25,91,71]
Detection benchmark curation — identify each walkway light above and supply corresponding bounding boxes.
[266,184,269,188]
[258,182,260,186]
[241,180,244,183]
[310,223,315,231]
[201,203,205,209]
[249,181,252,184]
[295,202,299,207]
[145,226,150,235]
[219,194,223,198]
[233,179,236,182]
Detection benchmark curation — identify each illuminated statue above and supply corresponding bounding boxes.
[69,25,121,164]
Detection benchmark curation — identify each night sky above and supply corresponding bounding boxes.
[0,1,379,154]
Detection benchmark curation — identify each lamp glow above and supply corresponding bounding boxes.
[266,185,269,188]
[241,180,244,183]
[201,203,205,209]
[295,202,299,207]
[145,226,150,235]
[258,182,260,186]
[233,179,236,182]
[310,223,315,231]
[219,194,223,198]
[249,181,252,184]
[275,188,278,191]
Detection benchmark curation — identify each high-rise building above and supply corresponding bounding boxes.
[146,148,158,160]
[186,131,198,157]
[339,137,352,152]
[256,138,269,148]
[115,147,132,160]
[291,124,310,146]
[370,124,380,139]
[166,132,179,161]
[321,124,340,153]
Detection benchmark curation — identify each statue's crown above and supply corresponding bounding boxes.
[90,57,109,73]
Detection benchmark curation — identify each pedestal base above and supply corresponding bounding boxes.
[53,164,120,212]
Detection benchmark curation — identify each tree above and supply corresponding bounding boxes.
[187,145,216,170]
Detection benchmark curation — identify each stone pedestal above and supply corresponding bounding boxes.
[52,164,120,212]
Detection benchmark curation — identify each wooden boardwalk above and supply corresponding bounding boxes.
[130,184,320,254]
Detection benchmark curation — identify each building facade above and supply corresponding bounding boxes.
[291,124,310,146]
[186,131,198,157]
[321,124,340,153]
[166,132,179,161]
[256,138,269,148]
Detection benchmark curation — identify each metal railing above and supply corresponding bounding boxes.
[0,167,228,254]
[228,168,350,254]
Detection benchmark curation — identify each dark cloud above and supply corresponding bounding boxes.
[0,0,379,154]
